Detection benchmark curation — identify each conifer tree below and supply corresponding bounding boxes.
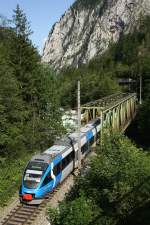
[12,4,32,40]
[0,5,63,158]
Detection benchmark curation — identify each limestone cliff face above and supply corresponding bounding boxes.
[42,0,150,70]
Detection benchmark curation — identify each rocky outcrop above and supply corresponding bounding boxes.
[42,0,150,70]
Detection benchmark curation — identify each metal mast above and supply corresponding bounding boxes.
[77,80,81,169]
[139,76,142,105]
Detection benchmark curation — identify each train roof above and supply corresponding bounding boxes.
[55,136,72,147]
[69,130,86,143]
[81,126,92,133]
[30,136,73,164]
[86,118,100,127]
[31,153,51,164]
[29,118,100,164]
[43,144,71,158]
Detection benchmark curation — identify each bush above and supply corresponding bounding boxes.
[48,133,150,225]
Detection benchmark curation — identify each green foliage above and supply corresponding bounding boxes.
[48,133,150,225]
[12,4,33,39]
[0,6,63,159]
[119,202,150,225]
[51,16,150,224]
[0,6,65,205]
[94,134,150,215]
[137,100,150,144]
[0,40,26,157]
[88,16,150,87]
[57,17,150,108]
[0,155,31,206]
[48,194,100,225]
[57,67,120,108]
[87,16,150,142]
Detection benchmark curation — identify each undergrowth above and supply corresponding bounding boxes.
[0,155,31,206]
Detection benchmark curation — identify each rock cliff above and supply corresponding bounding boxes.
[42,0,150,70]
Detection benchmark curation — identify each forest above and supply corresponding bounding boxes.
[0,6,64,204]
[47,14,150,225]
[57,15,150,145]
[0,4,150,225]
[48,133,150,225]
[0,5,119,203]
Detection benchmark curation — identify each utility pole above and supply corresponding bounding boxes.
[76,9,79,69]
[77,80,81,170]
[100,111,103,148]
[139,76,142,105]
[138,49,143,105]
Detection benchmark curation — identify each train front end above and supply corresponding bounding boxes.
[19,154,51,205]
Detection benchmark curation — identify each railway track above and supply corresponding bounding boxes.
[0,184,60,225]
[0,156,88,225]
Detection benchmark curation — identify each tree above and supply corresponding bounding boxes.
[0,6,63,158]
[0,41,26,158]
[12,4,32,40]
[57,67,120,108]
[48,194,100,225]
[137,100,150,145]
[48,133,150,225]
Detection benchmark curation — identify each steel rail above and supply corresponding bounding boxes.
[0,176,69,225]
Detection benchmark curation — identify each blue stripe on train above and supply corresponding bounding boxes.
[53,154,62,166]
[86,130,94,140]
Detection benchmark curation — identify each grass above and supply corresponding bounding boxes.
[0,155,32,206]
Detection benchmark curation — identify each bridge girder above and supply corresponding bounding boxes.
[81,93,137,133]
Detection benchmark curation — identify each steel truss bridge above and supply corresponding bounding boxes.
[81,93,137,133]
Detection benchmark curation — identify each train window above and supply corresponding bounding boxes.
[94,119,100,126]
[53,166,57,176]
[26,162,48,172]
[66,154,70,164]
[71,151,74,160]
[53,162,62,176]
[24,172,42,189]
[75,151,78,161]
[62,157,67,170]
[42,173,52,186]
[62,151,74,170]
[57,163,61,174]
[68,151,74,163]
[81,143,88,154]
[89,136,94,146]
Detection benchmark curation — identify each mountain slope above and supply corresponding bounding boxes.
[42,0,150,70]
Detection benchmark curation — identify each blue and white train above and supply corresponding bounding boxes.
[19,118,101,204]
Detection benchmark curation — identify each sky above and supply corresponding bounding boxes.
[0,0,75,54]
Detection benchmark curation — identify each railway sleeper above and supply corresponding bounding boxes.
[14,211,32,217]
[5,220,22,225]
[8,217,26,223]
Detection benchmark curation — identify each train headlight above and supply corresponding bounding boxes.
[22,194,33,201]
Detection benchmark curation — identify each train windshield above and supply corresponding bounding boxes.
[23,162,48,189]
